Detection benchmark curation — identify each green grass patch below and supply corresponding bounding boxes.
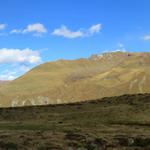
[0,123,58,131]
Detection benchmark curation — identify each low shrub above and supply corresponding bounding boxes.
[4,142,18,150]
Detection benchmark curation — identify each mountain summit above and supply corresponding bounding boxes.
[0,51,150,107]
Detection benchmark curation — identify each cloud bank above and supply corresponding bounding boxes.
[0,71,16,80]
[0,48,41,65]
[0,48,42,80]
[10,23,101,38]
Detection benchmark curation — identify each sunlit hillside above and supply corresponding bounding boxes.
[0,81,9,88]
[0,51,150,107]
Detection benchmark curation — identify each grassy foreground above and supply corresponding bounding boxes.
[0,94,150,149]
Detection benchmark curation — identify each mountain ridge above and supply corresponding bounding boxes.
[0,51,150,107]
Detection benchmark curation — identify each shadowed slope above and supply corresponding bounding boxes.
[0,94,149,149]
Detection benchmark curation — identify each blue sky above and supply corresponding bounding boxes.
[0,0,150,80]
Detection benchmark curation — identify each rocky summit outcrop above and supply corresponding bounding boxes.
[0,51,150,107]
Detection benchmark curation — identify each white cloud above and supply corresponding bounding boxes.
[23,23,47,33]
[142,36,150,40]
[52,24,101,38]
[10,29,22,34]
[118,43,124,48]
[0,72,16,80]
[0,48,42,80]
[89,24,101,34]
[0,24,6,30]
[52,26,83,38]
[0,48,42,65]
[10,23,47,36]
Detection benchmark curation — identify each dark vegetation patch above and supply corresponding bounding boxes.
[0,94,149,149]
[0,141,18,150]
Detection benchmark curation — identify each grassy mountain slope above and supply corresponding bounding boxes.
[1,51,150,107]
[0,94,150,149]
[0,81,9,88]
